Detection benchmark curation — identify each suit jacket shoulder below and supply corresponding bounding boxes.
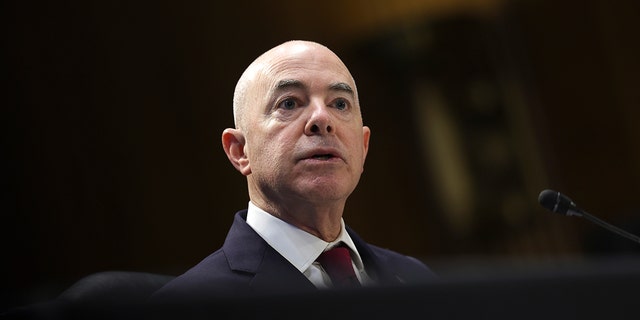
[151,211,315,301]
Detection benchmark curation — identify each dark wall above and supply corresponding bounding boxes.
[4,0,640,311]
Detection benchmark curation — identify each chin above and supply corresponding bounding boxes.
[297,181,355,202]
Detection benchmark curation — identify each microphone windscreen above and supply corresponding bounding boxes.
[538,189,559,212]
[538,189,575,214]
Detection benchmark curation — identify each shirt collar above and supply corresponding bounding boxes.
[245,201,364,273]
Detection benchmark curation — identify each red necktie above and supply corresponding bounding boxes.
[316,246,361,288]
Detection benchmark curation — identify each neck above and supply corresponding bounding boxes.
[250,197,345,242]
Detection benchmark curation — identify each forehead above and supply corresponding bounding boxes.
[258,44,356,92]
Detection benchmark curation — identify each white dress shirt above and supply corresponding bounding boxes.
[245,201,370,288]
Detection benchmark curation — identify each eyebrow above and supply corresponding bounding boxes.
[274,79,305,93]
[273,79,355,98]
[328,82,355,97]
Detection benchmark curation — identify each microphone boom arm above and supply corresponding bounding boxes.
[573,209,640,245]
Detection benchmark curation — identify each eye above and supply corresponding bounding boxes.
[278,98,297,110]
[333,98,348,111]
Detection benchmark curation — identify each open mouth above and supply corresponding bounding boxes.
[311,154,334,160]
[299,148,342,163]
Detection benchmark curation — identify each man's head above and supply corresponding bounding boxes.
[222,40,370,220]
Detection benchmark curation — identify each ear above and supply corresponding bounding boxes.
[222,128,251,176]
[361,126,371,170]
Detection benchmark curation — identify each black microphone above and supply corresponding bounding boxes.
[538,189,640,245]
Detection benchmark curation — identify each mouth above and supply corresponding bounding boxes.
[309,154,336,160]
[299,148,343,162]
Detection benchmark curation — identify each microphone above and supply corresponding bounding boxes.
[538,189,640,245]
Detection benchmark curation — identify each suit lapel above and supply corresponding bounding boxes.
[346,225,404,285]
[222,211,316,292]
[249,248,316,291]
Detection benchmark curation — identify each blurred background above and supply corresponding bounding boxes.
[4,0,640,311]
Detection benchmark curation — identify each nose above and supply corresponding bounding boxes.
[304,102,333,135]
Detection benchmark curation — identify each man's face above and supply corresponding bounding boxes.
[242,43,370,207]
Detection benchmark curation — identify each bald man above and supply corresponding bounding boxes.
[151,40,436,300]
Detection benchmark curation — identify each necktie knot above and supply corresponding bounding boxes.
[316,246,360,288]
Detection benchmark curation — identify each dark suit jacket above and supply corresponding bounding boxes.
[151,210,437,301]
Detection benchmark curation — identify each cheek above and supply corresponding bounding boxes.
[346,132,367,163]
[249,137,289,170]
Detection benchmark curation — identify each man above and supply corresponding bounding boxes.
[152,40,436,300]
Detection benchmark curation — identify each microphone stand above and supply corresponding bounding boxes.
[570,209,640,245]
